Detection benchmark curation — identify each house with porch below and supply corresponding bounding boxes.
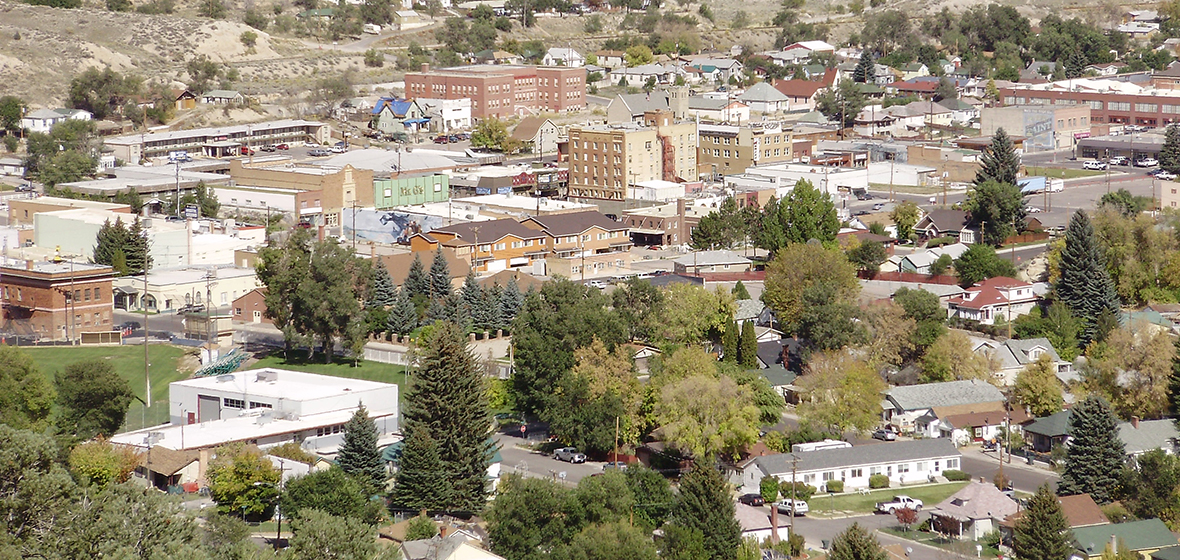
[938,408,1032,446]
[882,379,1006,438]
[947,277,1040,325]
[971,336,1075,387]
[740,439,962,493]
[371,98,429,135]
[929,481,1019,540]
[914,209,973,241]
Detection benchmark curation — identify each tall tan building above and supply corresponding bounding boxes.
[567,110,697,200]
[697,122,795,179]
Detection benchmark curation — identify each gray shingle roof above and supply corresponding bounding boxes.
[739,82,790,103]
[885,379,1004,412]
[674,250,752,267]
[734,299,765,321]
[988,338,1063,370]
[755,438,960,476]
[932,481,1019,521]
[614,93,670,116]
[1071,519,1179,554]
[1118,419,1179,456]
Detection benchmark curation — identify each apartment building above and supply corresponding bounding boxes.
[404,64,586,120]
[423,218,549,273]
[521,211,631,278]
[698,122,795,179]
[567,110,697,200]
[0,258,116,341]
[1162,179,1180,211]
[621,198,710,247]
[998,79,1180,128]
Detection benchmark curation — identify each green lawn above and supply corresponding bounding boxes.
[810,482,969,514]
[1024,166,1105,179]
[879,526,1001,557]
[243,349,406,386]
[23,344,191,432]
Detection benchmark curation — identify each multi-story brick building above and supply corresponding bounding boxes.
[567,110,697,200]
[998,79,1180,128]
[1,258,116,341]
[404,64,586,120]
[698,122,795,180]
[980,104,1091,153]
[418,218,549,274]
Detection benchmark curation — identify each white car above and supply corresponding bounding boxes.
[776,499,809,516]
[1083,160,1108,170]
[1135,158,1159,168]
[1025,206,1042,213]
[1157,170,1177,181]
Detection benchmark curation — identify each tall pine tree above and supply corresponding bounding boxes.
[852,52,874,83]
[1169,336,1180,419]
[829,523,887,560]
[401,321,493,513]
[668,465,740,560]
[387,287,418,337]
[461,271,483,326]
[1013,483,1071,560]
[430,248,452,299]
[1058,395,1125,504]
[1160,124,1180,174]
[975,127,1021,187]
[404,253,430,299]
[389,425,450,512]
[499,277,523,326]
[722,321,739,363]
[370,261,397,308]
[336,405,387,492]
[739,321,758,369]
[1056,211,1120,346]
[482,283,504,331]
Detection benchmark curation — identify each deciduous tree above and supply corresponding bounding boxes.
[796,350,886,434]
[287,509,382,559]
[920,331,997,383]
[66,438,140,488]
[890,201,921,242]
[763,243,859,333]
[1013,354,1063,416]
[964,179,1026,245]
[953,243,1017,287]
[829,523,886,560]
[206,442,281,521]
[656,374,761,460]
[55,359,134,441]
[1058,395,1125,504]
[815,79,868,130]
[781,179,840,245]
[282,467,383,524]
[0,345,55,432]
[657,284,735,345]
[1088,321,1176,420]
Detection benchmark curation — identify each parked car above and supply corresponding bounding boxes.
[15,183,34,192]
[1083,160,1108,170]
[553,447,587,464]
[875,495,923,514]
[308,148,331,157]
[240,146,254,155]
[587,280,608,289]
[331,143,347,154]
[738,494,765,507]
[776,499,809,516]
[1157,170,1177,180]
[872,428,897,441]
[260,145,277,152]
[1109,156,1129,166]
[118,321,142,331]
[434,135,450,144]
[603,461,628,471]
[1135,157,1159,167]
[872,203,885,211]
[276,143,290,150]
[1025,206,1042,213]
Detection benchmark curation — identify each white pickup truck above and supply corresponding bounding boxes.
[875,495,923,514]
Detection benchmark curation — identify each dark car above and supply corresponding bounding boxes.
[119,321,142,331]
[738,494,765,506]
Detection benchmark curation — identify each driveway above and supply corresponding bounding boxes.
[492,432,601,486]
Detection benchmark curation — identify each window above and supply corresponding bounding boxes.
[946,458,959,469]
[1087,100,1104,110]
[479,244,491,252]
[869,466,882,475]
[1136,103,1158,113]
[897,463,910,473]
[916,462,927,472]
[511,241,523,249]
[249,401,272,409]
[933,460,940,472]
[822,471,836,481]
[224,398,245,409]
[1109,101,1131,111]
[849,468,863,478]
[495,243,506,251]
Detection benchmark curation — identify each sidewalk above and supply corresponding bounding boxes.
[958,445,1059,475]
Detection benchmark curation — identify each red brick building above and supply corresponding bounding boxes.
[998,84,1180,127]
[1,259,116,341]
[405,64,586,119]
[231,288,271,325]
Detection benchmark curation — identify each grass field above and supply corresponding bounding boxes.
[23,344,192,431]
[1024,166,1105,179]
[242,349,406,386]
[810,482,968,514]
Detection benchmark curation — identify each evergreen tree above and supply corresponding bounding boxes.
[668,465,740,560]
[1064,49,1087,79]
[1056,211,1120,346]
[402,321,494,513]
[1169,336,1180,419]
[975,127,1021,187]
[426,298,447,323]
[1058,395,1125,504]
[499,276,523,325]
[482,283,504,331]
[731,281,751,300]
[336,405,387,492]
[1160,124,1180,175]
[124,217,152,274]
[390,425,450,512]
[1013,483,1071,560]
[461,271,483,326]
[93,217,152,275]
[430,248,452,299]
[722,321,739,363]
[852,52,874,83]
[404,253,430,299]
[369,261,397,308]
[739,321,758,369]
[829,523,887,560]
[387,287,418,337]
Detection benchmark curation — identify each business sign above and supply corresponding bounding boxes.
[1074,131,1091,139]
[752,137,761,162]
[184,204,199,219]
[343,209,447,245]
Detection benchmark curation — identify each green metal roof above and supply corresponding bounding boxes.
[1072,519,1179,554]
[1024,410,1071,438]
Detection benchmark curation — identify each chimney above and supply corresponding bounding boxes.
[25,259,32,270]
[439,525,448,538]
[1132,416,1140,429]
[421,63,430,73]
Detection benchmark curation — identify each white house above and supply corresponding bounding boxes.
[543,47,585,67]
[776,41,836,65]
[882,379,1006,438]
[740,439,962,493]
[687,97,749,123]
[200,90,244,104]
[418,97,472,132]
[738,82,791,113]
[947,277,1040,325]
[612,64,686,87]
[0,157,25,176]
[690,58,744,83]
[971,336,1075,387]
[930,482,1019,541]
[21,108,92,134]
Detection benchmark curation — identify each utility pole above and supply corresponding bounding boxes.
[144,262,150,408]
[789,454,798,536]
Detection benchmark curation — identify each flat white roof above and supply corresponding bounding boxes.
[111,407,396,451]
[118,266,257,287]
[107,119,326,146]
[172,367,393,401]
[451,193,596,212]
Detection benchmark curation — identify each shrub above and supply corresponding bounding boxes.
[364,48,384,67]
[3,136,18,153]
[926,236,957,248]
[942,469,970,481]
[240,30,258,47]
[825,480,844,493]
[779,481,816,501]
[869,474,890,488]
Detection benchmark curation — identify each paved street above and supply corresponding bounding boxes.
[958,448,1058,494]
[492,432,602,486]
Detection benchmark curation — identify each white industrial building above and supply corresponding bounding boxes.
[112,266,261,312]
[112,368,399,455]
[627,180,686,202]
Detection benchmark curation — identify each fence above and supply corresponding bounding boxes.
[863,271,961,285]
[1002,232,1050,244]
